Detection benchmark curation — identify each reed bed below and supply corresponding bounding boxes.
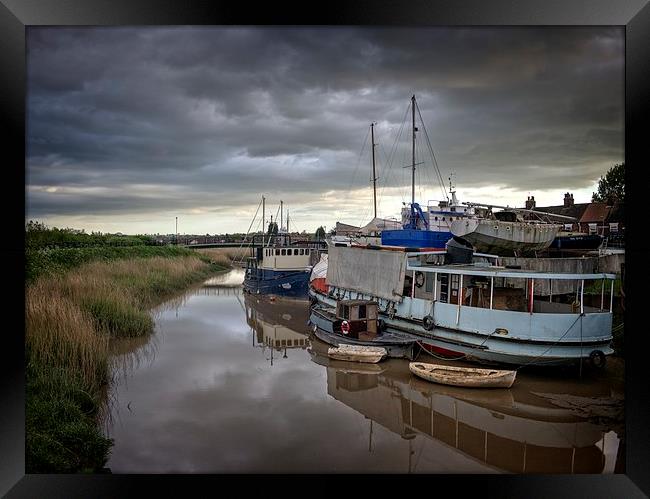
[195,247,250,266]
[26,252,225,472]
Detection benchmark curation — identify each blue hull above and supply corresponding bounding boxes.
[243,268,310,298]
[381,229,451,248]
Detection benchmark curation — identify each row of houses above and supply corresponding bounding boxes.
[524,193,624,239]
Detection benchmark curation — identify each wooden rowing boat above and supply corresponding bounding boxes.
[409,362,516,388]
[327,344,388,363]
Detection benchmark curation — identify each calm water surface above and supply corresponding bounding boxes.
[105,269,624,473]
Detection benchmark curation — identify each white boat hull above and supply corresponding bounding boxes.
[450,219,561,254]
[327,344,387,363]
[310,288,613,367]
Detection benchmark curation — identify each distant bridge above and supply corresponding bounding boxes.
[184,242,254,249]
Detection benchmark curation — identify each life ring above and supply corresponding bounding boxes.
[422,315,435,331]
[415,271,425,288]
[341,320,350,335]
[589,350,606,369]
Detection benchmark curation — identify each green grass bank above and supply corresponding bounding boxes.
[26,242,227,473]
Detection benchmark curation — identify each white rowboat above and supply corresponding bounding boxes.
[409,362,516,388]
[327,344,387,363]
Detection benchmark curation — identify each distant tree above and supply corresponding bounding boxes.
[592,162,624,204]
[315,226,326,240]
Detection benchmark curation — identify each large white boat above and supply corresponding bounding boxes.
[450,214,562,255]
[309,244,616,368]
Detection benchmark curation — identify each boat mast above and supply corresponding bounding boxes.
[280,200,283,232]
[262,196,265,235]
[371,122,377,220]
[411,95,416,207]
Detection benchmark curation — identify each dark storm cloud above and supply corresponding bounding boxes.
[26,27,623,226]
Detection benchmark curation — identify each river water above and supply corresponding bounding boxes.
[105,269,624,473]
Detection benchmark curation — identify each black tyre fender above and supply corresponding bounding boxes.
[415,271,425,288]
[589,350,606,369]
[422,315,435,331]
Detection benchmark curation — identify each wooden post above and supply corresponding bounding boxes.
[549,279,553,303]
[601,279,605,311]
[580,280,584,314]
[610,280,614,312]
[529,278,534,314]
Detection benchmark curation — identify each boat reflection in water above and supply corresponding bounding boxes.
[244,294,311,364]
[309,338,623,474]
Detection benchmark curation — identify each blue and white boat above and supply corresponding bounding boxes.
[381,185,476,248]
[379,95,475,249]
[243,234,321,299]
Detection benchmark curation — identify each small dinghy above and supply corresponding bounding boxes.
[327,344,388,363]
[409,362,516,388]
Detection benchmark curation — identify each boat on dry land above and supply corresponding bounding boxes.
[409,362,516,388]
[327,344,387,363]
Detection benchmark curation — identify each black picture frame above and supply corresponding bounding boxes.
[2,1,648,497]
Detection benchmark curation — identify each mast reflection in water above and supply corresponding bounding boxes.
[105,269,623,473]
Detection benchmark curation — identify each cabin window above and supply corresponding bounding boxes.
[275,340,280,347]
[341,305,350,320]
[275,249,280,256]
[425,274,433,293]
[281,249,286,255]
[442,217,446,221]
[299,248,304,255]
[450,274,460,301]
[281,340,287,346]
[359,304,367,319]
[439,274,449,303]
[294,249,299,255]
[434,216,438,221]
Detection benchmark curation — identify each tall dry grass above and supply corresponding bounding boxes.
[26,280,109,390]
[196,247,250,266]
[26,253,221,472]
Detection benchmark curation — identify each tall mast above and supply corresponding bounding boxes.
[280,200,283,232]
[371,122,377,219]
[411,95,416,207]
[262,195,265,234]
[286,209,290,233]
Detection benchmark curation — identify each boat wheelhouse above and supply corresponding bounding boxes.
[309,298,417,359]
[243,233,323,299]
[310,244,617,367]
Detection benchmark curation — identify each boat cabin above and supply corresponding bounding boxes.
[335,299,379,339]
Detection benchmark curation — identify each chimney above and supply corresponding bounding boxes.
[525,195,536,210]
[564,192,574,207]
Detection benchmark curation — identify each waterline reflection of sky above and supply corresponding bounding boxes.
[106,270,622,474]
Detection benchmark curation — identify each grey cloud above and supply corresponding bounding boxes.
[26,27,623,227]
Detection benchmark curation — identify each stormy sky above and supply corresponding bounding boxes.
[26,27,624,235]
